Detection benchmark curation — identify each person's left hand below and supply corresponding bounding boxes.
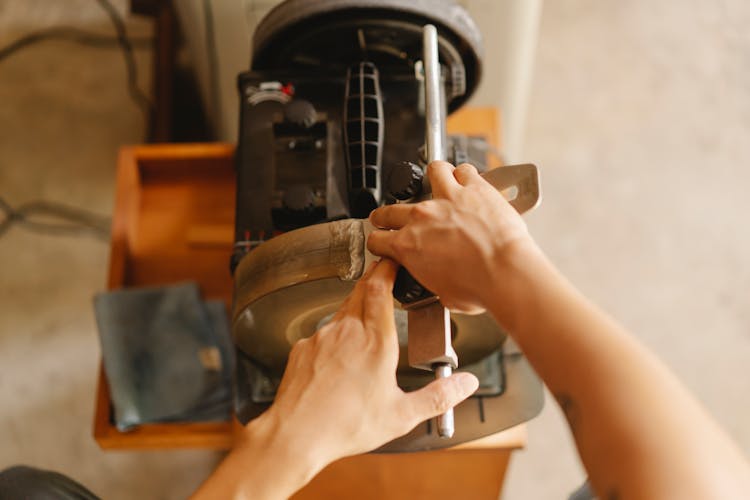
[194,259,479,500]
[261,258,479,467]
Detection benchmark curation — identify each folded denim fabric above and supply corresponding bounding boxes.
[165,300,233,423]
[94,283,233,430]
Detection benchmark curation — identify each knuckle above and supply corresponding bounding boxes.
[428,388,451,414]
[411,202,434,220]
[362,278,389,297]
[433,199,452,213]
[427,160,454,174]
[369,208,387,228]
[317,323,333,337]
[391,233,416,256]
[337,315,360,332]
[306,333,321,348]
[455,163,477,175]
[289,338,307,357]
[366,231,384,252]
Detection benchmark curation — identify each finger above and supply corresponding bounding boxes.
[367,230,400,261]
[405,372,479,423]
[333,261,378,321]
[330,293,353,323]
[454,163,483,187]
[427,161,459,199]
[362,259,399,337]
[369,204,414,230]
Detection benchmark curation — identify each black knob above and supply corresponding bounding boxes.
[282,185,315,212]
[393,266,435,304]
[284,99,317,128]
[387,161,424,200]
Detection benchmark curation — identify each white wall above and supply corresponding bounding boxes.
[461,0,543,161]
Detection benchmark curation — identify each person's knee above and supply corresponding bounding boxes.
[1,465,41,482]
[0,465,48,494]
[0,465,99,499]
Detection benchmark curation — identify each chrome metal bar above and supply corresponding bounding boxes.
[418,24,454,439]
[423,25,446,163]
[434,363,455,438]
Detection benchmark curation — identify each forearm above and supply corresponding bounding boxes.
[489,242,750,499]
[191,411,324,500]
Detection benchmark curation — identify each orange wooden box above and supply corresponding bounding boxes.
[93,142,239,449]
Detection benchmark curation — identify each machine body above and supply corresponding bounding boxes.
[230,0,545,452]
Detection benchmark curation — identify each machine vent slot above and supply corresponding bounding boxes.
[344,62,384,217]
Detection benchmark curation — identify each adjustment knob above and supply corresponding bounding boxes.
[282,185,315,212]
[284,99,317,128]
[387,161,424,200]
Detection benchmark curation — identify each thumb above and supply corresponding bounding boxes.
[406,372,479,423]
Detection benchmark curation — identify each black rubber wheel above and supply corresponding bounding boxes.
[251,0,484,111]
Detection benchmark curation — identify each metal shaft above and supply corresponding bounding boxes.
[434,363,455,438]
[422,24,454,439]
[423,25,446,163]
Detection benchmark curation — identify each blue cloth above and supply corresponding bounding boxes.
[94,283,233,430]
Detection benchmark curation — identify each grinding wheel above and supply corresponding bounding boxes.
[233,219,504,375]
[232,219,544,451]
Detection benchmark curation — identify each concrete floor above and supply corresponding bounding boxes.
[0,1,748,499]
[0,2,221,499]
[505,1,750,498]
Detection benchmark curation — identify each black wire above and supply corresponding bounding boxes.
[0,1,154,243]
[0,26,152,63]
[0,1,154,127]
[94,0,153,126]
[0,196,111,241]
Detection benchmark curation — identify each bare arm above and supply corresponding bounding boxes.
[192,260,478,500]
[489,241,750,499]
[368,161,750,499]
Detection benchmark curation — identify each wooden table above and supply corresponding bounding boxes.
[93,107,525,498]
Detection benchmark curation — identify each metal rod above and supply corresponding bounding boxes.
[434,363,455,438]
[423,24,453,439]
[423,25,446,163]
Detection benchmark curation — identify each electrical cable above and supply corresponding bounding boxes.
[94,0,153,126]
[0,1,155,243]
[0,196,111,241]
[0,26,151,63]
[0,0,154,131]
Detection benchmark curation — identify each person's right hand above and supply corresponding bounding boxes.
[367,161,538,315]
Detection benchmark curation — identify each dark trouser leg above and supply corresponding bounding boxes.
[0,465,100,500]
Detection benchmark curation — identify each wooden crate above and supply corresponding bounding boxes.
[94,142,238,449]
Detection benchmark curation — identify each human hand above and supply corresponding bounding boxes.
[368,161,538,314]
[260,259,478,470]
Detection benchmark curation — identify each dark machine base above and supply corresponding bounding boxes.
[234,343,544,453]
